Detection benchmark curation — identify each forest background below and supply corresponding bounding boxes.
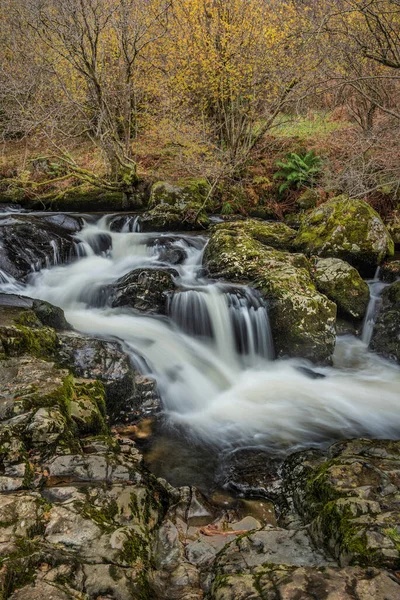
[0,0,399,220]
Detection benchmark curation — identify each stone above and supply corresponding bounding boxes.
[386,210,400,247]
[311,257,370,319]
[203,222,336,363]
[210,219,297,250]
[296,188,319,210]
[370,280,400,363]
[294,195,394,274]
[0,214,76,280]
[380,260,400,283]
[283,439,400,568]
[107,267,178,314]
[141,179,211,231]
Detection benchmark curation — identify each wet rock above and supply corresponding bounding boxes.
[283,439,400,568]
[311,257,370,319]
[0,215,76,280]
[41,213,83,233]
[203,222,336,363]
[57,332,138,423]
[150,238,187,265]
[218,448,283,503]
[294,195,394,274]
[108,267,178,314]
[370,280,400,363]
[32,299,71,330]
[380,259,400,283]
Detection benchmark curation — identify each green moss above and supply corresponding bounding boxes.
[70,380,108,435]
[0,540,39,599]
[294,195,394,271]
[120,531,149,565]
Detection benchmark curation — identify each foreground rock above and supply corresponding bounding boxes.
[283,439,400,570]
[312,257,370,319]
[1,301,400,599]
[140,180,211,231]
[370,280,400,363]
[0,214,79,280]
[294,196,394,274]
[204,222,336,363]
[107,267,179,314]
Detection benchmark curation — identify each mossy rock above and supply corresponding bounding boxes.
[370,280,400,363]
[296,188,319,210]
[380,260,400,283]
[212,219,296,251]
[149,179,211,209]
[203,223,336,363]
[140,202,210,232]
[0,306,59,360]
[311,257,370,320]
[70,380,107,435]
[385,211,400,246]
[284,439,400,569]
[294,195,394,274]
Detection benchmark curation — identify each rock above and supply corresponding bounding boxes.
[370,280,400,363]
[294,196,394,274]
[141,203,210,232]
[283,439,400,568]
[108,267,178,314]
[149,179,210,209]
[311,257,370,319]
[141,179,211,231]
[149,237,188,265]
[210,566,400,600]
[211,219,297,250]
[296,188,319,210]
[218,448,282,502]
[32,299,71,331]
[57,332,140,423]
[380,260,400,283]
[0,215,76,280]
[386,210,400,247]
[203,223,336,363]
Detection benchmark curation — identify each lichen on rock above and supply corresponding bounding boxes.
[294,195,394,274]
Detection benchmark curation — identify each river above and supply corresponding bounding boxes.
[1,213,400,470]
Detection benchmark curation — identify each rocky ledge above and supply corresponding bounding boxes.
[0,296,399,599]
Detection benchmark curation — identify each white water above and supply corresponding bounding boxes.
[2,215,400,451]
[361,267,388,346]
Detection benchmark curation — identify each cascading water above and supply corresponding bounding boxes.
[361,267,388,346]
[1,213,400,452]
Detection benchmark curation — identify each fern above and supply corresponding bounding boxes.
[221,201,235,215]
[273,151,322,194]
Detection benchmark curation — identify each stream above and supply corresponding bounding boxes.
[1,212,400,491]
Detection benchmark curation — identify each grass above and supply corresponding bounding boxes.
[271,111,353,140]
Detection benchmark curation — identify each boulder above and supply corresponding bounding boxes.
[386,210,400,247]
[211,219,296,251]
[370,280,400,363]
[204,223,336,363]
[282,439,400,569]
[108,267,178,314]
[0,215,76,280]
[311,257,370,319]
[294,196,394,274]
[380,260,400,283]
[296,188,319,210]
[141,179,211,231]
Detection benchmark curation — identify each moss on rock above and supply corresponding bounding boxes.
[203,223,336,363]
[311,257,370,319]
[212,219,296,251]
[370,280,400,363]
[294,195,394,274]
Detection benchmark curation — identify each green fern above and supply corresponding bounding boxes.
[273,151,322,194]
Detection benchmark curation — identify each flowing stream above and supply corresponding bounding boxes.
[2,214,400,458]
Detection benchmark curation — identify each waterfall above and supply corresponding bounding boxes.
[361,267,388,346]
[0,212,399,450]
